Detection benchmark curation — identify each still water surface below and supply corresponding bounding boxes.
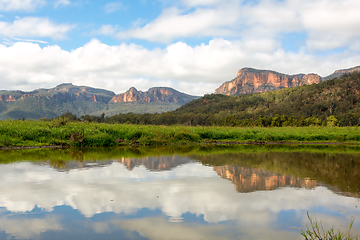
[0,146,359,240]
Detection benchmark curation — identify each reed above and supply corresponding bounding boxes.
[301,212,358,240]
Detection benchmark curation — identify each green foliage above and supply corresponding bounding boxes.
[301,212,358,240]
[50,116,68,128]
[327,115,340,127]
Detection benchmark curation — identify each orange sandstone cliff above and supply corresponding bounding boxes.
[110,87,198,104]
[215,68,323,95]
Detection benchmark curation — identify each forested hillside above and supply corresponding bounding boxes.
[101,71,360,126]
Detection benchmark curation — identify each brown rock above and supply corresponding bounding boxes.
[215,67,323,96]
[110,87,198,104]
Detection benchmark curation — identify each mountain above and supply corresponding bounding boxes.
[110,87,198,104]
[105,71,360,126]
[0,84,200,120]
[215,66,360,96]
[323,65,360,80]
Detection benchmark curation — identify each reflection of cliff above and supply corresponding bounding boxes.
[47,155,193,172]
[194,151,360,197]
[121,156,192,171]
[215,165,318,193]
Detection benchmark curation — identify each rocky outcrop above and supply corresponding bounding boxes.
[110,87,199,104]
[215,165,318,193]
[0,94,19,102]
[215,68,323,95]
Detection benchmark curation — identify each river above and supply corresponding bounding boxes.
[0,145,359,240]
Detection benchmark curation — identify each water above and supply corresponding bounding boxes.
[0,146,359,240]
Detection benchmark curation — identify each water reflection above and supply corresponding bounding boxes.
[215,166,318,192]
[0,148,359,240]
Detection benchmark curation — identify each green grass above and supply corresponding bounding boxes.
[302,212,359,240]
[1,120,360,147]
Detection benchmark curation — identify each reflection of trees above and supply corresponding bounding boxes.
[48,160,68,169]
[69,149,85,161]
[194,152,360,196]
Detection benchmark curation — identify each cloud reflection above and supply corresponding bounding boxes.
[0,159,358,239]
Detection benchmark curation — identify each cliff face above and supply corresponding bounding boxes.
[110,87,199,104]
[215,68,323,95]
[215,165,318,193]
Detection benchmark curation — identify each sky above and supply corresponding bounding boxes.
[0,0,360,96]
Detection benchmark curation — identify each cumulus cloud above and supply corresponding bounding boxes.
[107,0,360,53]
[116,4,240,43]
[0,17,74,39]
[0,0,45,11]
[0,38,360,96]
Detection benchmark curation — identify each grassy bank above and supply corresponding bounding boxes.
[1,120,360,147]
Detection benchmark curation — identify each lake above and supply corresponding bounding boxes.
[0,145,359,240]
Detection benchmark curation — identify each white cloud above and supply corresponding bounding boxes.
[0,17,74,39]
[116,4,240,43]
[0,0,45,11]
[103,2,126,13]
[92,24,118,36]
[14,37,48,44]
[0,38,359,96]
[108,0,360,54]
[180,0,232,7]
[54,0,71,8]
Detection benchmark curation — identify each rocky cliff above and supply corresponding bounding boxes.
[215,165,318,193]
[110,87,199,104]
[215,68,323,95]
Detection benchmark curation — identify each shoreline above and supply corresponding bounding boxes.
[0,140,352,151]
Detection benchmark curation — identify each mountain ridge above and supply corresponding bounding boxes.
[0,84,200,119]
[215,66,360,96]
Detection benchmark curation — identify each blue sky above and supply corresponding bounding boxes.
[0,0,360,95]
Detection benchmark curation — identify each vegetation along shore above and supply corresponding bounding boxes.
[1,119,360,148]
[2,71,360,148]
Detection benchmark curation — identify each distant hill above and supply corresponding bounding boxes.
[323,66,360,80]
[105,71,360,126]
[0,84,199,120]
[215,65,360,96]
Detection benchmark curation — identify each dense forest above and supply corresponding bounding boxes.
[61,71,360,127]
